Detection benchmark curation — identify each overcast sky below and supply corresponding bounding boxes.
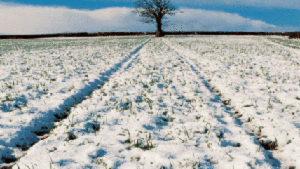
[0,0,299,35]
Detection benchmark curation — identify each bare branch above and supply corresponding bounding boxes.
[132,0,180,37]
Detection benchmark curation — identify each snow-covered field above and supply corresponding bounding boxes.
[0,36,299,169]
[165,36,300,168]
[0,36,150,168]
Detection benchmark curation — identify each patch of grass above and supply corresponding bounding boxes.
[258,138,278,150]
[133,133,154,150]
[232,143,241,147]
[53,113,68,122]
[161,115,175,122]
[16,142,35,151]
[217,131,224,141]
[1,155,18,164]
[222,99,231,105]
[130,156,140,162]
[123,129,131,144]
[65,132,77,141]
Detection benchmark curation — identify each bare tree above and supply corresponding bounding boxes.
[132,0,179,37]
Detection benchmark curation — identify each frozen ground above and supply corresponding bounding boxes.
[0,36,299,169]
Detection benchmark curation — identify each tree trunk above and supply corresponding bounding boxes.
[156,18,164,37]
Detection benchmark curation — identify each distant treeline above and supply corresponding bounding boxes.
[0,32,153,39]
[288,32,300,39]
[0,31,299,39]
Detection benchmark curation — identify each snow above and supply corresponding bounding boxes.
[0,36,150,167]
[0,35,299,169]
[165,35,300,168]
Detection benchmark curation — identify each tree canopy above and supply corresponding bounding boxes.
[132,0,179,37]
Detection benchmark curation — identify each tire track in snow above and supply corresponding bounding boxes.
[163,39,282,168]
[13,38,279,168]
[267,37,300,50]
[164,36,300,168]
[0,38,151,169]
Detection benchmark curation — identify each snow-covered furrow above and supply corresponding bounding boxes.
[164,36,300,168]
[0,36,150,167]
[0,37,148,114]
[267,36,300,50]
[13,38,280,169]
